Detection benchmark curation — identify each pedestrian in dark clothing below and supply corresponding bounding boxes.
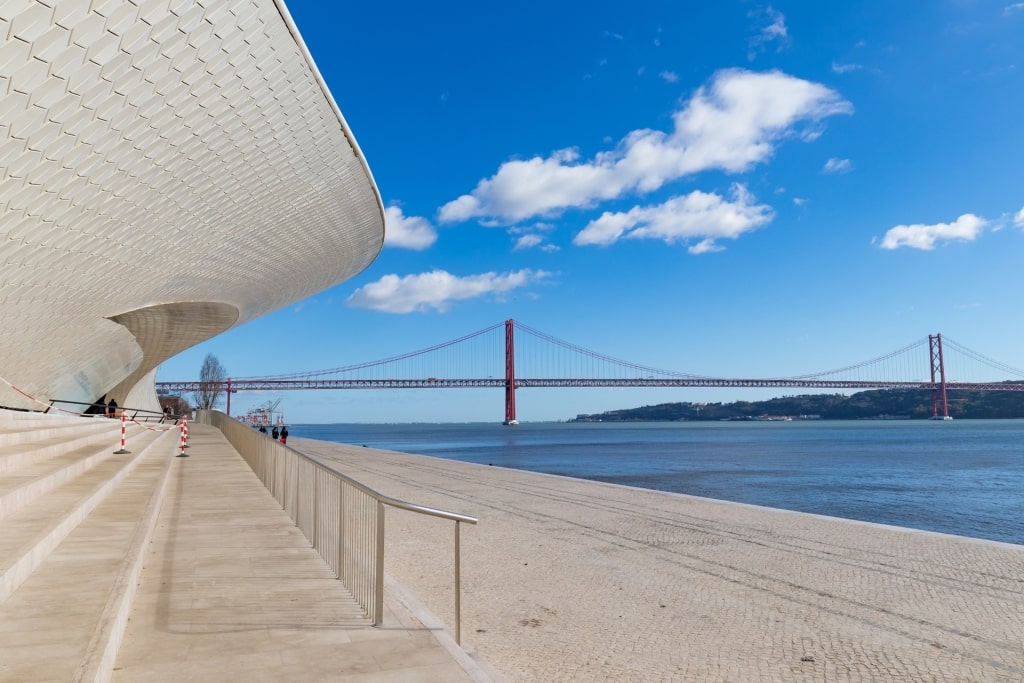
[106,398,118,418]
[271,426,279,440]
[259,425,266,434]
[280,426,288,444]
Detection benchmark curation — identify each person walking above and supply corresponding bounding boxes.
[271,426,279,440]
[280,426,288,444]
[106,398,118,418]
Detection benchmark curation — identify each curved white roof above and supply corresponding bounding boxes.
[0,0,384,412]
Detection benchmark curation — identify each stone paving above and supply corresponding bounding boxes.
[293,437,1024,683]
[111,426,480,683]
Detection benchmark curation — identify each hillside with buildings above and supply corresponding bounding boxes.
[569,386,1024,422]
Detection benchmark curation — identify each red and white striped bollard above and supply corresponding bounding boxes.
[114,410,130,454]
[177,415,189,457]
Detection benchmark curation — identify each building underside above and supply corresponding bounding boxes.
[0,0,384,413]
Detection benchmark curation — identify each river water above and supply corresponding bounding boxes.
[290,420,1024,545]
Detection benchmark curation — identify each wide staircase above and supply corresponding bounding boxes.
[0,409,480,683]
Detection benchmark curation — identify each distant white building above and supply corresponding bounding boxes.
[0,0,384,413]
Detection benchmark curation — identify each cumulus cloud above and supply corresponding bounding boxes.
[383,205,437,250]
[346,269,550,313]
[1015,206,1024,227]
[573,184,773,253]
[823,157,853,173]
[877,214,987,250]
[660,70,679,83]
[439,69,850,225]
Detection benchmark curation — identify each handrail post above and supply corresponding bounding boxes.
[374,499,385,625]
[455,520,462,645]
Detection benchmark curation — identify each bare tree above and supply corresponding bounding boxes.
[194,353,226,410]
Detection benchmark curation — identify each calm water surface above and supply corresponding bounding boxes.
[291,420,1024,545]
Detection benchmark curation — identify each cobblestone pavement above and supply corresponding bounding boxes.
[293,438,1024,683]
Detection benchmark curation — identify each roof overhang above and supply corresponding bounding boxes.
[0,0,385,410]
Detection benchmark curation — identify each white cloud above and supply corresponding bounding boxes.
[747,6,788,59]
[514,234,544,250]
[660,70,679,83]
[1005,3,1024,15]
[573,184,773,253]
[760,7,788,42]
[831,61,862,74]
[439,69,850,225]
[383,205,437,250]
[823,157,853,173]
[1015,206,1024,227]
[346,269,550,313]
[877,214,987,250]
[793,197,808,206]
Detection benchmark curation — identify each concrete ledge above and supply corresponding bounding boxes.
[74,431,178,683]
[0,430,167,603]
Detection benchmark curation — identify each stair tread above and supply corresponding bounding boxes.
[0,432,140,495]
[0,430,164,569]
[0,434,175,682]
[0,424,127,477]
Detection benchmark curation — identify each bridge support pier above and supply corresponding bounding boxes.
[929,334,951,419]
[504,319,518,425]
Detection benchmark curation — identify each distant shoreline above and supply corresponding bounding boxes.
[569,388,1024,422]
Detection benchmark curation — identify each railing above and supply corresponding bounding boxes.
[46,398,177,423]
[196,410,478,643]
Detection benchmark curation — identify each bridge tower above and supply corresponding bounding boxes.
[504,319,518,425]
[929,334,951,419]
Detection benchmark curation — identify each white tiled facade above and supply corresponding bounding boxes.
[0,0,384,412]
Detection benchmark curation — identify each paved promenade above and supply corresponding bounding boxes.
[293,437,1024,683]
[112,425,481,683]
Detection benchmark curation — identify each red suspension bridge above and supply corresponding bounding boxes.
[156,320,1024,423]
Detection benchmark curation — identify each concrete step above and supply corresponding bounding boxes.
[0,418,116,451]
[0,411,103,427]
[0,426,151,520]
[0,427,122,477]
[0,428,177,682]
[0,427,168,602]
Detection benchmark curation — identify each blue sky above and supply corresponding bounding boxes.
[159,0,1024,423]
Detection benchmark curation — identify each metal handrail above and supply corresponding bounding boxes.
[46,398,176,423]
[195,410,478,644]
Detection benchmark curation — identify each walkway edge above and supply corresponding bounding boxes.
[384,573,506,683]
[73,432,177,683]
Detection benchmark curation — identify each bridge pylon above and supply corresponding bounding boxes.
[504,319,517,425]
[929,334,951,419]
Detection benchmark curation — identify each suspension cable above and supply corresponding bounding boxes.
[240,321,505,381]
[513,321,708,379]
[785,338,929,380]
[942,337,1024,379]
